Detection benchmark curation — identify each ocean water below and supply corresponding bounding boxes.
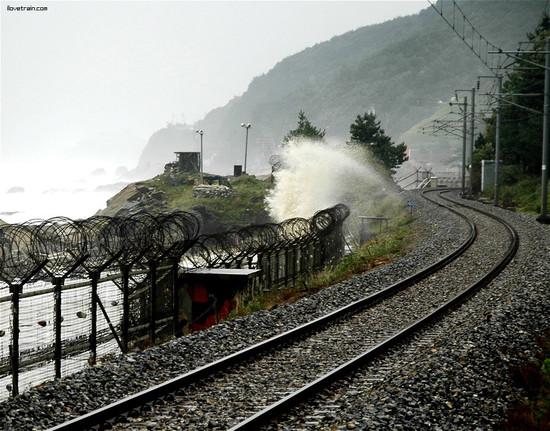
[0,159,152,398]
[0,157,141,396]
[0,160,131,223]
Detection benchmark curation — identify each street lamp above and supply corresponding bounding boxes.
[195,129,204,184]
[241,122,252,174]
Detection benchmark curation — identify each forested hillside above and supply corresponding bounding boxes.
[137,1,547,175]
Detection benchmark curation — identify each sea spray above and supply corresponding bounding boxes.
[266,140,401,224]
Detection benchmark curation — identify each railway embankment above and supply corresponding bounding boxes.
[270,194,550,430]
[2,191,548,430]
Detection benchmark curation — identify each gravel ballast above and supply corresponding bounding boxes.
[0,190,489,430]
[108,191,510,430]
[269,191,550,430]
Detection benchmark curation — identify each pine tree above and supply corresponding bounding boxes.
[349,112,407,172]
[283,110,325,144]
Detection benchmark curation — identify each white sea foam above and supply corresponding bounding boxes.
[266,139,398,222]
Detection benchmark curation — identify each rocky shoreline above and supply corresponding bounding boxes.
[96,182,169,217]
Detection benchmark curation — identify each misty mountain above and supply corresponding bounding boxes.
[137,0,546,176]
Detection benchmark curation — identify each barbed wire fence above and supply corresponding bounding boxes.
[0,204,349,399]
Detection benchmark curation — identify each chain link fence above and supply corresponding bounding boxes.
[0,204,349,399]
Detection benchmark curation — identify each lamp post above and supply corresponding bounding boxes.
[241,122,252,174]
[195,129,204,184]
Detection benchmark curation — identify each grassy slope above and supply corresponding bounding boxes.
[309,215,414,289]
[502,177,550,214]
[145,174,272,228]
[230,213,414,318]
[482,176,550,214]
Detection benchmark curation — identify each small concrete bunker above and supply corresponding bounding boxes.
[174,152,200,173]
[180,268,261,331]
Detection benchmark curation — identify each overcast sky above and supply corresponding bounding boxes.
[1,0,425,168]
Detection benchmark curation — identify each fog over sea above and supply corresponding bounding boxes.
[0,160,135,224]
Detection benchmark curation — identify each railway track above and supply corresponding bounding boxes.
[47,189,518,431]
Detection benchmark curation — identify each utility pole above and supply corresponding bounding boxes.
[478,74,503,205]
[461,96,468,195]
[469,87,475,197]
[195,129,204,184]
[494,75,502,206]
[538,37,550,223]
[241,123,252,174]
[449,94,469,194]
[487,42,550,221]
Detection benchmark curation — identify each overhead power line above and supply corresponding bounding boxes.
[427,0,505,73]
[428,1,549,220]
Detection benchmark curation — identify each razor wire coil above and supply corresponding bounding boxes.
[0,205,348,281]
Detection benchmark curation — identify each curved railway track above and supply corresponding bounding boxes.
[47,189,518,431]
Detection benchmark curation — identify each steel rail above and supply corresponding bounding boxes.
[229,190,519,430]
[47,189,477,431]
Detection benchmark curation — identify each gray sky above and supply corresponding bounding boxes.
[1,0,425,168]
